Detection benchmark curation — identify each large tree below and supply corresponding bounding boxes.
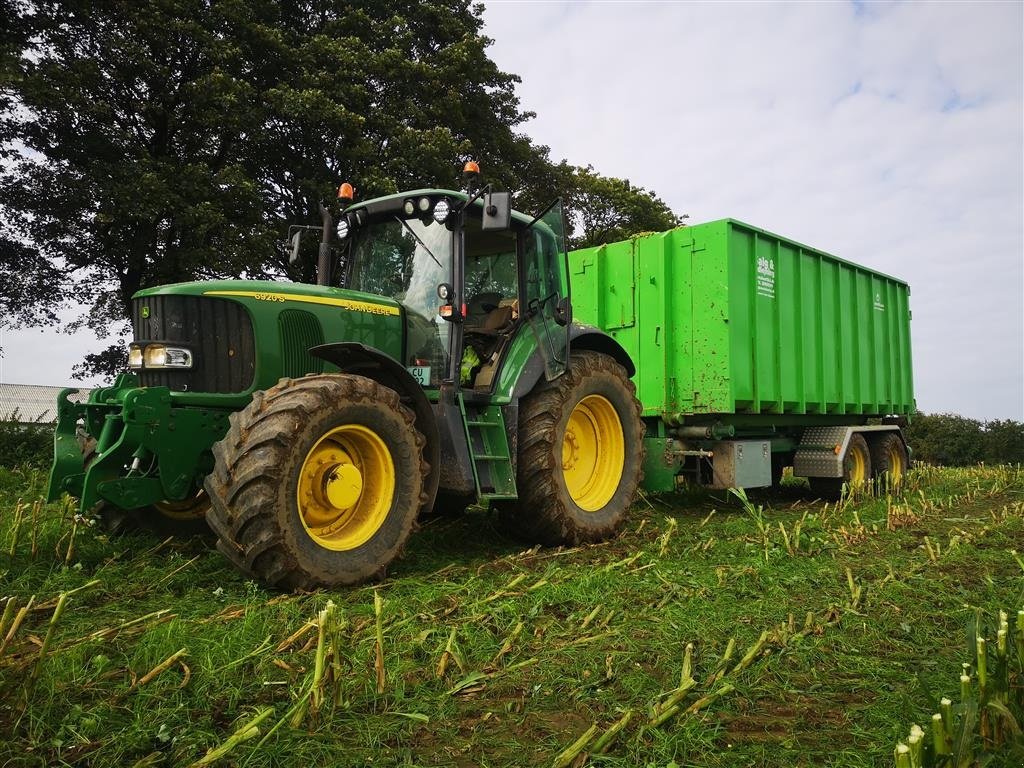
[0,1,681,376]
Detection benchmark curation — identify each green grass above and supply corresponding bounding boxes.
[1,464,1022,767]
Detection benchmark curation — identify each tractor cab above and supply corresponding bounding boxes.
[296,168,570,395]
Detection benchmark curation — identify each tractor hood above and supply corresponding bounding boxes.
[129,279,406,400]
[134,279,402,318]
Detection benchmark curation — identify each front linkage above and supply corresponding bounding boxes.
[47,373,230,516]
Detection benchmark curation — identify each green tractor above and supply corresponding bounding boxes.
[47,165,645,589]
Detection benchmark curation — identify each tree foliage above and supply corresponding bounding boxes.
[557,163,684,250]
[0,1,683,376]
[904,412,1024,466]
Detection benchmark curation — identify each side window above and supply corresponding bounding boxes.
[463,218,517,320]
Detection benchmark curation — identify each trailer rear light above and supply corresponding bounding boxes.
[128,344,144,369]
[142,344,193,369]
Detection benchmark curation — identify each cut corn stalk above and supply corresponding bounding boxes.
[683,682,735,716]
[579,606,601,631]
[931,712,950,755]
[63,514,79,566]
[490,621,524,667]
[648,677,698,727]
[894,742,911,768]
[550,723,597,768]
[0,595,35,659]
[731,631,769,675]
[29,501,41,559]
[187,707,273,767]
[129,648,188,692]
[976,637,987,699]
[592,710,633,754]
[436,627,459,679]
[374,591,385,694]
[706,636,736,685]
[0,598,15,642]
[26,592,69,695]
[658,517,678,556]
[907,724,923,767]
[7,500,24,556]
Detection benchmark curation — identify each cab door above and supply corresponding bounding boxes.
[523,200,570,380]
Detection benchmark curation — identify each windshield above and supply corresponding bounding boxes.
[347,217,453,384]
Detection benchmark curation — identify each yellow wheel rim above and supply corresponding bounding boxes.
[848,443,869,486]
[297,424,395,551]
[561,395,625,512]
[887,442,905,483]
[155,492,210,521]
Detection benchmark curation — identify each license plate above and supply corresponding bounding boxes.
[406,366,431,386]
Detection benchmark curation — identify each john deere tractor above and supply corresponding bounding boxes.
[47,165,644,589]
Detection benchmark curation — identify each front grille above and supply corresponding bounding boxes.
[132,295,255,393]
[279,310,324,378]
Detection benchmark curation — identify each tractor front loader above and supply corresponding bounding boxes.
[48,164,645,589]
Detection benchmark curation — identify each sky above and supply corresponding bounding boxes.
[1,0,1022,421]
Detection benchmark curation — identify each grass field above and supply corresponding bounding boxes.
[1,464,1021,767]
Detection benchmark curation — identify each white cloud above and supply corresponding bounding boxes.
[483,0,1023,420]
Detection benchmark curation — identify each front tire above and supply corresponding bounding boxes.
[204,375,427,590]
[498,352,644,545]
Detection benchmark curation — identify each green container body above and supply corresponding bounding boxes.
[569,219,914,422]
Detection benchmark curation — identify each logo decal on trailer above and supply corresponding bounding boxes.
[874,292,886,311]
[756,256,775,299]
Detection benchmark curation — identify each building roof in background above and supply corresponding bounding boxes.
[0,383,92,423]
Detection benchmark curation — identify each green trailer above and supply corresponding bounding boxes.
[570,218,915,496]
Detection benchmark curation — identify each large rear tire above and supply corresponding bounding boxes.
[204,375,427,590]
[498,352,644,545]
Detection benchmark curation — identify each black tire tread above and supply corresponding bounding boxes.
[204,374,428,590]
[499,352,644,545]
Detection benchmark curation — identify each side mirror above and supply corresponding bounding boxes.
[481,190,511,231]
[289,230,303,265]
[555,296,572,327]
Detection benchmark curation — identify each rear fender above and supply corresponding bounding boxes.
[511,323,636,400]
[309,342,441,512]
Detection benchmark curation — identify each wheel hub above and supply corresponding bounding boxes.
[297,425,395,551]
[325,462,363,510]
[561,395,625,512]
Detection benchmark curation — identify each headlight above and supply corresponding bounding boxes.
[142,344,193,369]
[417,196,431,213]
[403,199,416,216]
[128,344,144,369]
[433,199,450,224]
[337,219,349,239]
